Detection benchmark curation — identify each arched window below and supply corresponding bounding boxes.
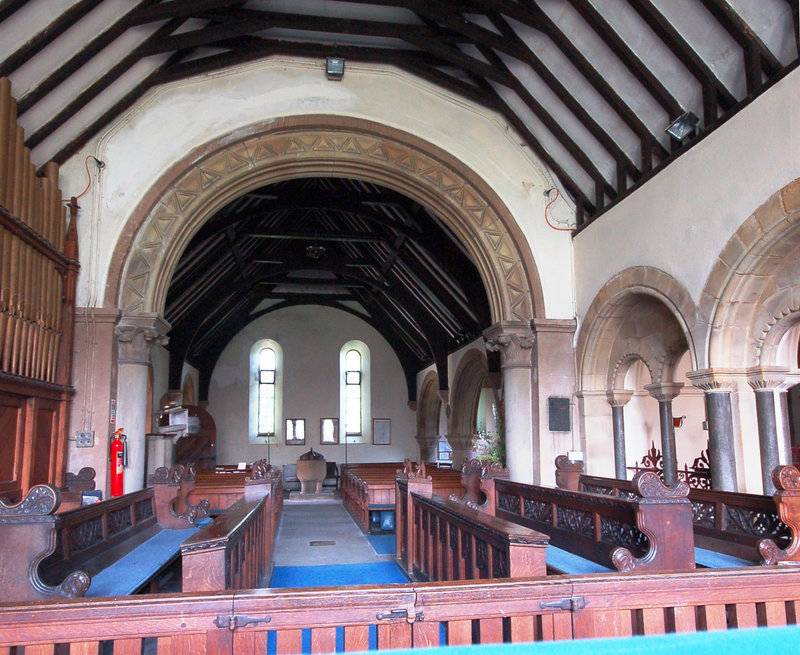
[249,339,283,443]
[340,341,370,443]
[344,349,362,435]
[258,347,277,436]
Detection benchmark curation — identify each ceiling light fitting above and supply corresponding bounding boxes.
[306,243,327,259]
[665,112,699,142]
[326,57,345,80]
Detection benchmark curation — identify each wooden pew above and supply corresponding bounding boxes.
[181,468,283,592]
[187,458,270,512]
[0,485,91,601]
[395,462,548,581]
[481,470,695,573]
[3,567,800,651]
[16,466,210,600]
[343,461,462,533]
[569,463,800,567]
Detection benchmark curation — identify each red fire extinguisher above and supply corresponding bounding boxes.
[110,428,128,497]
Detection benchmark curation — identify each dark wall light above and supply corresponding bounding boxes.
[326,56,345,80]
[665,111,699,141]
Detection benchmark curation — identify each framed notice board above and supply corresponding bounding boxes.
[548,397,571,432]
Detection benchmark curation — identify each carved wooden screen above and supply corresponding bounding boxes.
[0,77,78,501]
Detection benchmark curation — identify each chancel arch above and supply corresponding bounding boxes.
[110,117,542,325]
[106,117,546,486]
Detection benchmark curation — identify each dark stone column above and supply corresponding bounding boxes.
[747,367,790,495]
[607,390,634,480]
[644,383,683,486]
[687,370,738,491]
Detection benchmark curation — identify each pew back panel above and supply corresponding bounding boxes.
[3,567,800,652]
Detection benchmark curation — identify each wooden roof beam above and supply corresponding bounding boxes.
[0,0,104,78]
[624,0,738,124]
[482,0,670,165]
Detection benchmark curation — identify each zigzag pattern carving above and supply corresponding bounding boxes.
[122,129,533,321]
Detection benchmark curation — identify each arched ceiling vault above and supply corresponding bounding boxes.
[2,0,797,229]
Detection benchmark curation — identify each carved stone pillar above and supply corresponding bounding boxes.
[644,382,683,486]
[747,367,790,494]
[686,369,738,491]
[115,314,170,493]
[415,435,438,464]
[446,434,475,469]
[607,390,634,480]
[484,321,534,483]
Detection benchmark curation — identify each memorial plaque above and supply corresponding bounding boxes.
[548,397,571,432]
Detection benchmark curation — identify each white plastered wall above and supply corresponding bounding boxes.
[574,67,800,492]
[207,305,416,468]
[574,66,800,329]
[59,57,575,321]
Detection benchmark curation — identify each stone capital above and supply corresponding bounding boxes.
[746,366,792,392]
[437,389,450,406]
[606,389,635,408]
[685,368,741,393]
[644,382,683,402]
[116,313,171,365]
[483,321,534,369]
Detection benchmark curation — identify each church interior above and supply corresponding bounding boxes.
[1,1,800,653]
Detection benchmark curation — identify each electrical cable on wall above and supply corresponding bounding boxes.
[67,155,106,202]
[543,187,572,232]
[65,154,105,433]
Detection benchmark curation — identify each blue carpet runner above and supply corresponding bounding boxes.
[367,534,396,555]
[270,561,407,588]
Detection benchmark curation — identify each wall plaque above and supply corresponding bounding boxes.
[548,397,571,432]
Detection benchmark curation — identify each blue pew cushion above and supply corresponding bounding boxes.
[694,546,753,568]
[546,545,612,574]
[87,526,198,597]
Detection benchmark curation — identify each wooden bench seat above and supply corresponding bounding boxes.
[479,468,695,574]
[188,458,271,512]
[0,464,212,602]
[181,467,283,592]
[343,461,463,533]
[567,463,800,567]
[86,524,201,597]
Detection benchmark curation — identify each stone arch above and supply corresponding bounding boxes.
[578,266,698,393]
[700,178,800,368]
[417,371,442,462]
[109,116,542,326]
[449,348,490,439]
[181,374,196,406]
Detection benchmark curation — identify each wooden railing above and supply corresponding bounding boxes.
[484,473,695,572]
[395,465,548,581]
[181,472,282,592]
[574,465,800,565]
[3,567,800,652]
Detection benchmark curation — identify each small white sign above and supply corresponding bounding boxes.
[237,462,247,470]
[568,450,584,462]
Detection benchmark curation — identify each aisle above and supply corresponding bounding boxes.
[270,499,407,588]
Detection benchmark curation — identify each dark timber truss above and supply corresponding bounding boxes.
[1,1,796,400]
[2,1,797,228]
[164,178,492,401]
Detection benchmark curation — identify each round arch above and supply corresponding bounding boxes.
[700,177,800,368]
[577,266,699,393]
[109,116,543,325]
[449,348,491,438]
